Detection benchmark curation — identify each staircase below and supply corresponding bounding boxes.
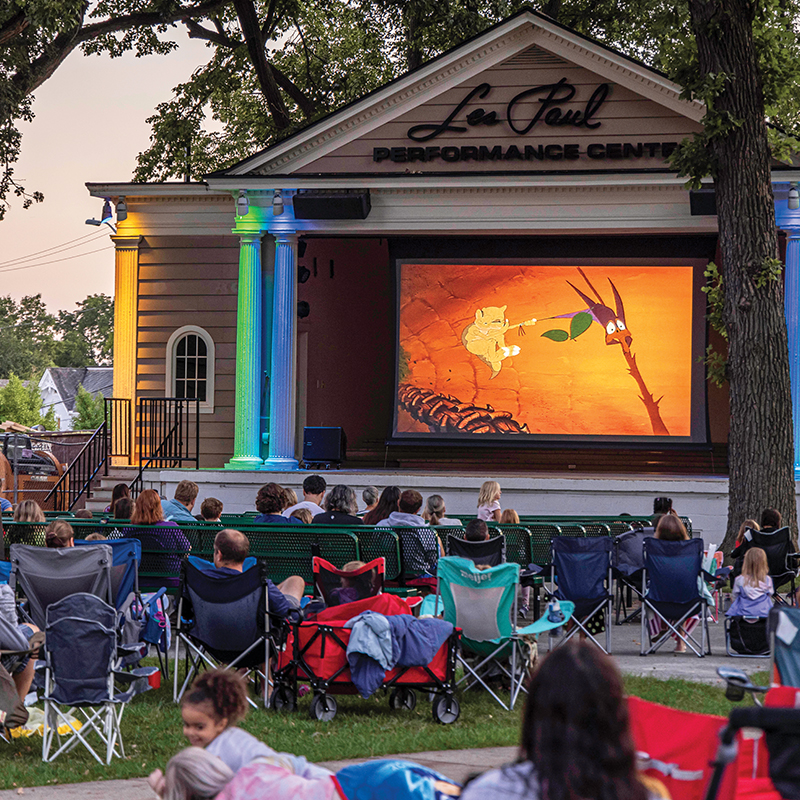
[84,467,163,512]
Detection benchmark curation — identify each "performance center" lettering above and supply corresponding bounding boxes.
[372,142,679,163]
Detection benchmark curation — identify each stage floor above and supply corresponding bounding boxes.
[152,467,800,547]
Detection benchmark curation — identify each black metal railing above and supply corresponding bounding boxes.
[105,397,132,463]
[129,398,200,497]
[43,422,108,512]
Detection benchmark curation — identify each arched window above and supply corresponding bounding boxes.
[166,326,215,413]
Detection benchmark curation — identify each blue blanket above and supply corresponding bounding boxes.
[344,611,453,698]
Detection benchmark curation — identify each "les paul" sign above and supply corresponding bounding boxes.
[406,77,609,142]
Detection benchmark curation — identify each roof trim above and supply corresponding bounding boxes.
[208,8,703,179]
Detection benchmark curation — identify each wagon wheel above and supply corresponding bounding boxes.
[389,687,417,711]
[309,694,337,721]
[432,694,460,724]
[270,684,297,712]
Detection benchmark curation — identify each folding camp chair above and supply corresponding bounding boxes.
[548,536,613,653]
[42,593,152,764]
[613,527,652,624]
[118,525,191,591]
[725,614,770,658]
[640,537,711,657]
[393,526,441,590]
[313,557,384,606]
[734,527,799,604]
[173,559,283,708]
[74,538,141,609]
[436,556,574,711]
[445,533,505,567]
[9,543,114,629]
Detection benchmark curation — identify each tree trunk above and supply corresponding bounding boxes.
[688,0,797,553]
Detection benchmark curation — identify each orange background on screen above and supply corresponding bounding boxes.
[397,264,694,437]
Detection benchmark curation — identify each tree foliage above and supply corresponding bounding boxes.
[0,374,58,429]
[71,383,105,430]
[0,293,114,378]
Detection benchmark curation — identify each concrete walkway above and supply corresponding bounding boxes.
[0,611,755,799]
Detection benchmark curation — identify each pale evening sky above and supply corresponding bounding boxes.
[0,34,212,313]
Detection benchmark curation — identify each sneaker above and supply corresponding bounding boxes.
[518,605,529,618]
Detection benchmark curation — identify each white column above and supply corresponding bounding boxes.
[263,232,299,470]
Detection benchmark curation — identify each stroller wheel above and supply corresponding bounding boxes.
[432,694,460,724]
[310,694,337,721]
[389,687,417,711]
[270,684,297,712]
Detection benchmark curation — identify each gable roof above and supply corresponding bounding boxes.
[208,8,703,182]
[43,368,113,413]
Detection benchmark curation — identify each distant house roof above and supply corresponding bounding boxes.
[44,367,113,412]
[0,379,29,390]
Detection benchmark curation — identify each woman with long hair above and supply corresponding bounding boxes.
[106,483,131,515]
[362,486,400,526]
[7,499,47,546]
[462,642,657,800]
[128,489,189,589]
[13,499,45,523]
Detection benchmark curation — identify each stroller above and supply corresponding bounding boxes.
[272,589,460,723]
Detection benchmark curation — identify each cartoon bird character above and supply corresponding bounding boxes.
[461,305,521,378]
[566,267,633,355]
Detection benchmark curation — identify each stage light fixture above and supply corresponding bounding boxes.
[298,265,311,284]
[298,238,307,257]
[116,196,127,222]
[237,190,249,217]
[101,199,113,224]
[272,189,284,216]
[790,183,800,211]
[298,300,310,319]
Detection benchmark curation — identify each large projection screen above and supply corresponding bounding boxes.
[393,259,708,444]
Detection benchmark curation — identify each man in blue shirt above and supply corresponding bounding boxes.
[204,529,304,616]
[161,480,199,523]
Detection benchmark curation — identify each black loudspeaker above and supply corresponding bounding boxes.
[293,191,371,220]
[690,189,717,216]
[302,427,346,468]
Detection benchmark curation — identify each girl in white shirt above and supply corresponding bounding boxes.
[476,481,502,522]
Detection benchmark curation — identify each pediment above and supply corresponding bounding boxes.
[222,11,704,179]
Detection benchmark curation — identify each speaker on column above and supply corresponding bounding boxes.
[302,427,346,468]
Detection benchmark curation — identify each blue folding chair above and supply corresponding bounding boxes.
[549,536,613,653]
[75,538,141,609]
[436,556,574,710]
[174,559,277,708]
[641,537,711,657]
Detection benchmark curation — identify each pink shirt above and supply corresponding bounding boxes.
[477,500,501,521]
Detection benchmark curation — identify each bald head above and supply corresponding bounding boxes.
[213,528,250,571]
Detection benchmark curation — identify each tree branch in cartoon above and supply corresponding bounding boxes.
[541,268,669,435]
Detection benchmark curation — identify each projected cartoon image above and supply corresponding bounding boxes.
[396,263,695,439]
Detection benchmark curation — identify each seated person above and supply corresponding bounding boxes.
[162,480,200,523]
[73,508,93,519]
[204,529,304,617]
[105,482,130,514]
[312,485,363,526]
[0,475,11,513]
[422,494,461,527]
[45,520,75,548]
[376,490,428,528]
[329,561,380,605]
[282,475,326,519]
[200,497,223,523]
[360,486,379,517]
[465,519,489,541]
[728,547,773,617]
[290,509,312,524]
[254,483,301,525]
[6,500,47,546]
[113,497,134,521]
[378,490,444,562]
[500,509,520,525]
[0,587,39,705]
[84,531,108,541]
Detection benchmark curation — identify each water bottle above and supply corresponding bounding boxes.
[547,598,564,624]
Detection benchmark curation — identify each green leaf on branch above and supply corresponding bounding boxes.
[541,329,569,342]
[570,312,593,340]
[701,262,726,339]
[754,257,783,289]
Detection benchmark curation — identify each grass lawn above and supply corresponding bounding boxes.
[1,668,766,790]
